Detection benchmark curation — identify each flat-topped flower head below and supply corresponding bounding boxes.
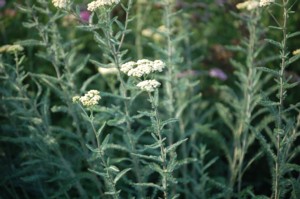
[52,0,70,8]
[87,0,120,12]
[121,59,165,77]
[137,80,161,92]
[292,49,300,55]
[0,44,24,54]
[73,90,101,107]
[236,0,259,10]
[259,0,275,7]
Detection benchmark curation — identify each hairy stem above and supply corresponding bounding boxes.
[149,92,169,199]
[102,3,145,197]
[274,1,288,198]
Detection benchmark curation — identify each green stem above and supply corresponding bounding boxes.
[274,1,288,198]
[149,92,169,199]
[135,0,143,59]
[163,0,176,146]
[102,4,145,197]
[85,110,120,199]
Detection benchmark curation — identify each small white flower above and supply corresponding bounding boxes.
[121,61,136,74]
[72,96,80,103]
[152,60,165,72]
[259,0,275,7]
[137,80,161,92]
[136,59,152,66]
[52,0,69,8]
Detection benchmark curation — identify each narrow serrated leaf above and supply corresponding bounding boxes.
[16,39,45,46]
[285,163,300,173]
[287,54,300,66]
[133,183,164,191]
[161,118,178,129]
[260,100,280,106]
[101,134,111,147]
[113,168,131,184]
[88,168,106,177]
[104,190,121,195]
[265,39,282,48]
[166,138,188,153]
[269,26,282,30]
[171,194,180,199]
[283,81,300,89]
[257,67,280,76]
[107,165,120,173]
[96,122,106,138]
[287,31,300,39]
[131,153,162,162]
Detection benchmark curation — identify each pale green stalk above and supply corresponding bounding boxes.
[148,92,169,199]
[163,0,176,144]
[274,1,288,198]
[101,2,145,197]
[135,0,143,59]
[227,8,261,199]
[80,107,120,199]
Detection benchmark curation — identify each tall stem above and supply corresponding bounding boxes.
[274,1,288,198]
[163,0,176,145]
[85,110,119,199]
[103,4,145,197]
[149,92,169,199]
[228,9,259,199]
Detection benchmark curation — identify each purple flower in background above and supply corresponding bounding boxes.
[209,68,227,80]
[80,10,91,22]
[0,0,6,8]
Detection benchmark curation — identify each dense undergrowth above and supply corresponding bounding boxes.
[1,0,300,198]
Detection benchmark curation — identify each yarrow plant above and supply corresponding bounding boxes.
[136,80,161,92]
[236,0,260,10]
[87,0,120,12]
[52,0,69,8]
[0,44,24,53]
[2,0,300,199]
[292,48,300,55]
[259,0,275,7]
[121,59,165,94]
[73,90,101,107]
[120,59,165,77]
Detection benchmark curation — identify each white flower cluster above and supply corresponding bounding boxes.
[259,0,275,7]
[0,44,23,53]
[73,90,101,107]
[293,49,300,55]
[87,0,120,12]
[120,59,165,77]
[236,0,259,10]
[52,0,69,8]
[136,80,161,92]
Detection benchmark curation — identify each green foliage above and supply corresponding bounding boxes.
[1,0,300,199]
